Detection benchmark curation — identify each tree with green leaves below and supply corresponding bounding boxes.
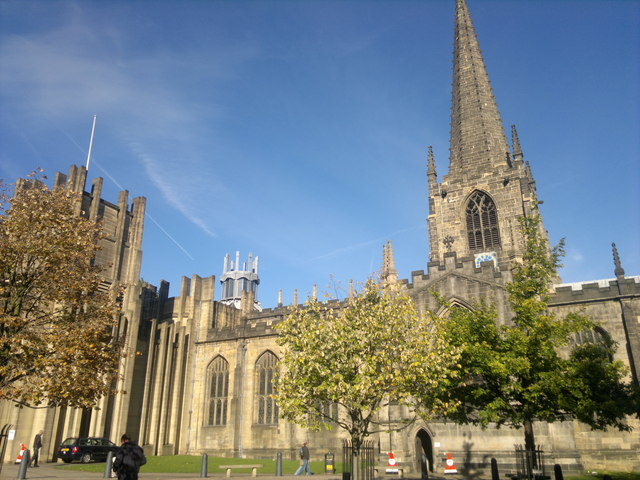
[0,172,123,408]
[435,215,637,453]
[275,279,460,455]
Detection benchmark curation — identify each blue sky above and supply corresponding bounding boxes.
[1,0,638,308]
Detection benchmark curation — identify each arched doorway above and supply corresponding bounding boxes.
[415,429,434,473]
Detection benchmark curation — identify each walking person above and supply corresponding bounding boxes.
[294,441,312,476]
[30,430,43,467]
[113,434,146,480]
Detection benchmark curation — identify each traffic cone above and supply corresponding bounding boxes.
[444,452,457,474]
[386,451,399,474]
[15,443,25,464]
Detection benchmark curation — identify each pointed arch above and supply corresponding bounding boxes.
[571,327,611,348]
[465,190,501,251]
[207,355,229,426]
[255,350,279,425]
[414,427,435,473]
[436,297,474,318]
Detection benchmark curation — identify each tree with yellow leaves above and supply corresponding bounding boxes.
[0,171,122,408]
[275,279,459,456]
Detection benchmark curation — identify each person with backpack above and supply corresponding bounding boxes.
[113,434,146,480]
[294,441,311,475]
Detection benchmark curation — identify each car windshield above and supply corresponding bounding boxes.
[60,438,77,446]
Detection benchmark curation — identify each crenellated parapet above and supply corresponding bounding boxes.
[551,276,640,305]
[549,275,640,386]
[396,251,513,322]
[52,164,147,288]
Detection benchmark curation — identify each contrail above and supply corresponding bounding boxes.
[145,212,195,261]
[59,125,195,260]
[309,225,424,262]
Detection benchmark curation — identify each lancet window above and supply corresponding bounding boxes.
[207,356,229,426]
[255,351,279,425]
[465,191,501,251]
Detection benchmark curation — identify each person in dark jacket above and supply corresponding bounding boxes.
[113,434,146,480]
[294,441,312,476]
[30,430,43,467]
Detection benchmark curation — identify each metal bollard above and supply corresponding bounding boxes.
[276,451,282,476]
[104,451,114,478]
[491,458,499,480]
[16,449,30,479]
[200,452,208,478]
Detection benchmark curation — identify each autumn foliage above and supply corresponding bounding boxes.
[0,172,123,408]
[275,280,460,452]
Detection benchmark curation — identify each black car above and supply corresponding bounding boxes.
[57,437,118,463]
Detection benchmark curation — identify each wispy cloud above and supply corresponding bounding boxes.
[131,144,218,238]
[309,224,424,262]
[0,4,255,239]
[568,250,585,263]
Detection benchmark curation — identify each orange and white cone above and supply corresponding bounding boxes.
[386,452,399,474]
[444,452,457,474]
[15,443,25,464]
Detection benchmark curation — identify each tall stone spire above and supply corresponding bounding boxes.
[427,0,546,266]
[382,240,398,285]
[450,0,509,173]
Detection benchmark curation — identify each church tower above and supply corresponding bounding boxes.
[220,251,262,311]
[427,0,542,268]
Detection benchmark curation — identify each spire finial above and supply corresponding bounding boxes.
[349,279,354,298]
[293,288,298,306]
[450,0,509,173]
[511,124,523,160]
[381,240,398,284]
[427,146,436,176]
[612,243,625,278]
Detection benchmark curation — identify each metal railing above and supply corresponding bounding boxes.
[0,424,14,476]
[514,445,546,480]
[343,440,375,480]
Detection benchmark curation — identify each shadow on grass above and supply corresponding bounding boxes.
[58,455,341,475]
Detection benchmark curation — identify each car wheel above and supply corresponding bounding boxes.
[81,453,92,464]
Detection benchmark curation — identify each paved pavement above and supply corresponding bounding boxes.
[0,463,426,480]
[0,462,454,480]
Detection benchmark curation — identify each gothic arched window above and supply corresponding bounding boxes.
[465,191,501,251]
[207,356,229,426]
[570,327,614,362]
[255,351,279,425]
[571,327,609,348]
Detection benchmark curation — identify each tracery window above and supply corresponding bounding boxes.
[570,327,608,347]
[465,191,501,251]
[570,327,613,362]
[316,401,339,423]
[255,351,279,425]
[207,356,229,426]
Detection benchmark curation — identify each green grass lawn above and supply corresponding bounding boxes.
[58,456,638,480]
[58,455,339,475]
[566,474,640,480]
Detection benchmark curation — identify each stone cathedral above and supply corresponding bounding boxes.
[2,0,639,474]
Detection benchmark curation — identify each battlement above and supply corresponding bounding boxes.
[404,251,508,290]
[551,275,640,304]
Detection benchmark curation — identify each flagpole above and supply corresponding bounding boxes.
[86,115,97,170]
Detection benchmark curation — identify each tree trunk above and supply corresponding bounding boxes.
[523,419,538,469]
[350,432,363,480]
